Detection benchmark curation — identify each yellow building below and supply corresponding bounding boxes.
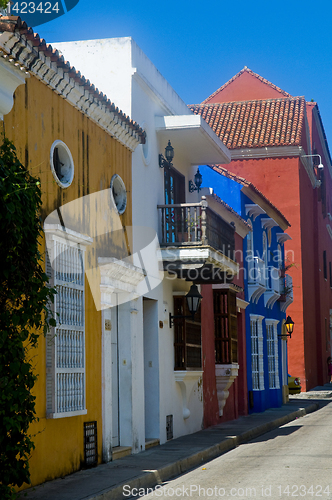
[0,16,145,489]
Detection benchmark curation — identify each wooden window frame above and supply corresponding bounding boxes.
[213,289,238,364]
[173,296,202,370]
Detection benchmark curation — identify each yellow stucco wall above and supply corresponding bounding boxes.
[4,75,133,488]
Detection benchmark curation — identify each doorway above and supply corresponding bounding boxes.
[143,298,160,440]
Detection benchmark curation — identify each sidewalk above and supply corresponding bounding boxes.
[19,399,322,500]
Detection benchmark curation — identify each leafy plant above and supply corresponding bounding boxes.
[0,0,8,11]
[0,137,56,498]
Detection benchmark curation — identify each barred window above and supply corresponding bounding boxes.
[266,319,280,389]
[173,296,201,370]
[250,315,264,391]
[45,226,89,418]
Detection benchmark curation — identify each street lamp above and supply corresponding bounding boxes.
[159,140,174,168]
[302,154,324,170]
[169,284,202,327]
[189,167,203,193]
[279,316,294,339]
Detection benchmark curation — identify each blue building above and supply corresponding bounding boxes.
[200,165,293,412]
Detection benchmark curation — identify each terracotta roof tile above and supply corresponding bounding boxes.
[208,165,290,228]
[202,67,291,104]
[189,96,305,150]
[0,16,146,143]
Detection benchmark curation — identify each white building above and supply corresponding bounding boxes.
[57,37,237,459]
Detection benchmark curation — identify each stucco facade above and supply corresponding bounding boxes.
[57,37,245,451]
[191,68,332,391]
[0,18,144,489]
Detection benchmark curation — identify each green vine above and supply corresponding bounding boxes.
[0,137,56,498]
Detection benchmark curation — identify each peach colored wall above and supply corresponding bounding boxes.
[205,72,288,104]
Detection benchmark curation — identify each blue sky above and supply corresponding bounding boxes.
[36,0,332,150]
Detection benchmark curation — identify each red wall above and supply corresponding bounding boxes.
[201,232,248,427]
[204,75,332,391]
[205,71,288,104]
[222,148,332,390]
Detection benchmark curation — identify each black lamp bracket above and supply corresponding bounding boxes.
[189,180,201,193]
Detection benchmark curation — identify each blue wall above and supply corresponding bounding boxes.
[201,166,287,413]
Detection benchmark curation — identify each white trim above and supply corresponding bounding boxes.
[0,55,28,119]
[155,114,231,165]
[245,204,266,221]
[236,298,249,310]
[47,409,88,419]
[261,218,278,230]
[276,233,292,244]
[50,140,75,189]
[265,319,280,390]
[0,32,142,152]
[110,174,127,215]
[45,234,88,419]
[174,371,203,419]
[44,224,93,245]
[250,314,264,391]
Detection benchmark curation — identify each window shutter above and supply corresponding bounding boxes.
[214,290,238,364]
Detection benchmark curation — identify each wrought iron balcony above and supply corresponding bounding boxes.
[157,197,237,281]
[264,265,281,308]
[247,257,266,303]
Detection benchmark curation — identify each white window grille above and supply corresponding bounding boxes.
[266,319,280,389]
[250,315,264,391]
[45,225,91,418]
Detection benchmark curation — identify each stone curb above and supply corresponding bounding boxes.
[89,403,319,500]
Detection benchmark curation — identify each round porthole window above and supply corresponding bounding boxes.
[50,140,74,188]
[110,174,127,215]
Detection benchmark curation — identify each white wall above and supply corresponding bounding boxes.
[57,37,204,448]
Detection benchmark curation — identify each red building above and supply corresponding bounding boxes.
[191,67,332,391]
[200,194,249,427]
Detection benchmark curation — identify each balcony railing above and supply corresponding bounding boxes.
[157,197,235,260]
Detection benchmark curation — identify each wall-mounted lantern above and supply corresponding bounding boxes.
[169,284,202,327]
[279,315,294,339]
[159,140,174,168]
[189,167,203,193]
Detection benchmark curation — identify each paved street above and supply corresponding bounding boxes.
[132,399,332,499]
